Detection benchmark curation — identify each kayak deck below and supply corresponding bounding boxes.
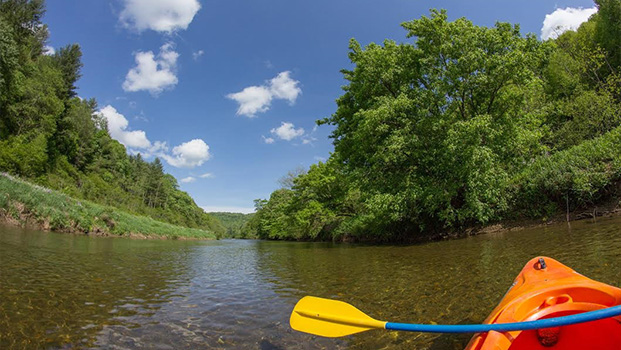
[466,257,621,350]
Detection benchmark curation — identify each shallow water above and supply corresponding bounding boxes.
[1,216,620,349]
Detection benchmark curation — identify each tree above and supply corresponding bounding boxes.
[595,0,621,74]
[324,10,545,230]
[52,44,82,99]
[0,0,47,59]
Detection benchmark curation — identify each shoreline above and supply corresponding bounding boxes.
[2,171,618,244]
[337,196,621,245]
[2,197,619,243]
[0,202,215,241]
[0,173,217,241]
[468,203,621,238]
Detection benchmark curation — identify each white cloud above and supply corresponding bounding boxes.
[180,176,196,183]
[98,105,152,149]
[302,137,317,145]
[271,122,304,141]
[123,43,179,95]
[199,172,214,178]
[201,206,256,214]
[262,136,275,144]
[161,139,210,168]
[119,0,201,33]
[269,71,302,103]
[541,7,597,40]
[43,45,55,55]
[227,86,273,117]
[193,50,204,61]
[227,71,301,117]
[97,105,210,169]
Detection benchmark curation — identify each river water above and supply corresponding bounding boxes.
[1,216,620,350]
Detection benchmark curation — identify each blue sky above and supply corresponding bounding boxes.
[43,0,597,213]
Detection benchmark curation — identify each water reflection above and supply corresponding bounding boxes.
[253,217,621,349]
[1,216,621,349]
[0,227,198,349]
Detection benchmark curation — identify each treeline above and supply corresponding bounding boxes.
[0,0,224,235]
[248,1,621,242]
[208,212,255,238]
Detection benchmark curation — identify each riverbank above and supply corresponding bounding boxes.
[0,173,217,240]
[333,182,621,244]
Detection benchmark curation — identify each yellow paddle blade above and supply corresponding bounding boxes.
[290,296,387,337]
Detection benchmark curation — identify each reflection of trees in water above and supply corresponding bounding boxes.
[0,228,198,349]
[252,240,488,349]
[252,219,621,349]
[3,217,620,350]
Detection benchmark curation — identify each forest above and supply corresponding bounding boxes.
[208,212,255,238]
[247,1,621,242]
[0,0,225,235]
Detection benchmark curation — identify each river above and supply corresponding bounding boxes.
[1,216,620,349]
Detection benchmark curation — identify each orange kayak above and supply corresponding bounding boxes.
[466,257,621,350]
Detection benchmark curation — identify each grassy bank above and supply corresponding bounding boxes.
[0,173,217,240]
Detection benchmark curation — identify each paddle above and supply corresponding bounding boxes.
[290,296,621,337]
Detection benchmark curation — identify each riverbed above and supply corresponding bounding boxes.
[1,216,620,349]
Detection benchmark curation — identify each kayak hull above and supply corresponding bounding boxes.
[465,257,621,350]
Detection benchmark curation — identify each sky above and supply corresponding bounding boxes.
[43,0,597,213]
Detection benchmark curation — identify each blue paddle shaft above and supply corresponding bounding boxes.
[385,304,621,333]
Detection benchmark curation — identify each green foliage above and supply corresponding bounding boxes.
[326,10,546,230]
[0,0,47,59]
[0,132,48,176]
[595,0,621,76]
[51,44,82,99]
[551,90,621,149]
[0,174,217,239]
[208,212,253,238]
[255,8,621,242]
[515,126,621,217]
[0,0,224,238]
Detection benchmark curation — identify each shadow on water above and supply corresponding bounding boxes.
[426,318,479,350]
[259,338,286,350]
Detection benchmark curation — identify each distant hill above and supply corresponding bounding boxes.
[208,212,255,238]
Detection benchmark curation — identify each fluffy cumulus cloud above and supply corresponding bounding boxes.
[123,43,179,95]
[262,136,275,144]
[98,105,152,149]
[269,72,301,103]
[227,86,273,117]
[161,139,211,168]
[541,7,597,40]
[119,0,201,33]
[227,71,301,117]
[97,105,210,169]
[199,172,214,178]
[271,122,304,141]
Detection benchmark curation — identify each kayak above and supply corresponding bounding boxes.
[465,256,621,350]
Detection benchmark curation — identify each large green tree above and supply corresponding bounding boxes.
[324,10,546,232]
[255,7,621,242]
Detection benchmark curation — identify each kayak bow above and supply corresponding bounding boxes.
[466,256,621,349]
[290,257,621,349]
